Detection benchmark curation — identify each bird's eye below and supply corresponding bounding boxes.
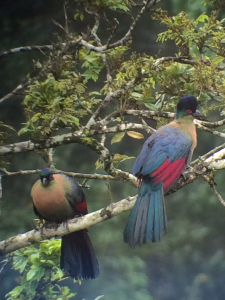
[49,175,53,180]
[186,109,192,114]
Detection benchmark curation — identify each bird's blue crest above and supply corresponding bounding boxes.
[177,95,197,112]
[40,168,53,178]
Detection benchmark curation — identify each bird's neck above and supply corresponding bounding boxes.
[168,115,197,149]
[175,113,194,124]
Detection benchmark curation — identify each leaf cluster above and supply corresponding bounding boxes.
[6,239,76,300]
[19,68,101,138]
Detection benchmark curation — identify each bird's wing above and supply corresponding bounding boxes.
[132,126,192,192]
[62,175,88,215]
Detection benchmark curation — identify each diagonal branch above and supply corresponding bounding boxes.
[2,144,225,256]
[0,83,27,104]
[0,195,137,255]
[0,45,54,60]
[2,137,225,255]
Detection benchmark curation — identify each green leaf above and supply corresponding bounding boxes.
[89,91,102,96]
[65,115,79,125]
[36,61,42,68]
[26,268,37,281]
[95,159,103,170]
[13,256,29,272]
[198,93,211,101]
[130,92,143,99]
[80,13,84,21]
[143,102,159,110]
[111,132,125,144]
[30,113,41,123]
[52,97,65,106]
[127,131,144,139]
[113,153,135,164]
[211,56,224,66]
[195,14,209,24]
[74,12,79,20]
[6,286,22,298]
[18,127,29,136]
[30,254,41,266]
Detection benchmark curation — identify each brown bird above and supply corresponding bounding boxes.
[31,168,99,279]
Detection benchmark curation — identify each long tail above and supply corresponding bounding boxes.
[60,230,99,279]
[124,177,167,248]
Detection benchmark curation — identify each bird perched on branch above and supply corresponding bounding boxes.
[31,168,99,279]
[124,95,202,248]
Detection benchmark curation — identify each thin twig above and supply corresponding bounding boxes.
[201,173,225,207]
[0,83,27,104]
[0,168,121,181]
[106,179,113,203]
[196,118,225,128]
[0,45,54,60]
[210,184,225,207]
[0,258,10,274]
[195,120,225,138]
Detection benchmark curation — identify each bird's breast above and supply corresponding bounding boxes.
[31,177,75,223]
[167,120,197,149]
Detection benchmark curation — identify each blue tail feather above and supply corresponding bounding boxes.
[124,177,167,248]
[61,230,99,279]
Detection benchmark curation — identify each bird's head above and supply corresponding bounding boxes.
[40,168,54,186]
[176,95,204,120]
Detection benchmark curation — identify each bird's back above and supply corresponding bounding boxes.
[133,123,194,178]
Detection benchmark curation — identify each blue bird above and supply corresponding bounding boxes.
[124,96,202,248]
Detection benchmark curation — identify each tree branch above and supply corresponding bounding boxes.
[0,45,54,60]
[2,137,225,255]
[195,120,225,138]
[0,195,137,255]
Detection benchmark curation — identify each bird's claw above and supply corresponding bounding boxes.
[34,218,45,230]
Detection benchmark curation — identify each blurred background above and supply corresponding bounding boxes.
[1,0,225,299]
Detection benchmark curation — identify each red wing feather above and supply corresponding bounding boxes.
[151,158,170,182]
[151,158,186,192]
[163,159,185,192]
[76,197,88,213]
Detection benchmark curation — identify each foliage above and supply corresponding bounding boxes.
[2,0,225,300]
[19,68,101,138]
[5,239,77,300]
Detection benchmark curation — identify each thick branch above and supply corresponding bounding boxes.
[2,140,225,255]
[0,195,137,255]
[0,112,223,158]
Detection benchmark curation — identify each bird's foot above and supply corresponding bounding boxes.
[34,218,45,231]
[43,221,60,230]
